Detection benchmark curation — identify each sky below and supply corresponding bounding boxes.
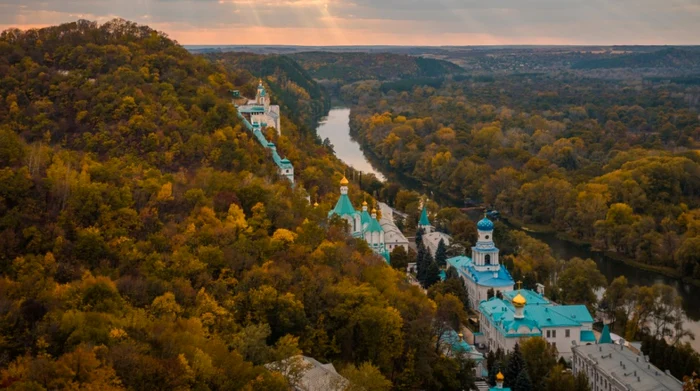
[1,0,700,45]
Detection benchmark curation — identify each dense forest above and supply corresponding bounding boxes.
[572,48,700,70]
[342,72,700,283]
[290,52,464,83]
[0,19,481,390]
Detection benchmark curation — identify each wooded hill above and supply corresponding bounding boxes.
[0,19,478,390]
[291,51,464,83]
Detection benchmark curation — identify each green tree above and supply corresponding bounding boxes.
[341,362,392,391]
[520,337,557,388]
[435,239,447,268]
[424,261,441,289]
[514,369,533,391]
[390,246,410,272]
[556,258,607,308]
[505,343,525,388]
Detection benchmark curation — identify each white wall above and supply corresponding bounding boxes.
[541,326,582,360]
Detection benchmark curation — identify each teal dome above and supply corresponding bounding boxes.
[477,217,494,231]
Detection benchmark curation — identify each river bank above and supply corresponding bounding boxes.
[503,214,700,288]
[315,105,700,351]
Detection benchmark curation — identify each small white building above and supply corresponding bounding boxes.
[378,202,409,253]
[238,80,282,134]
[418,205,452,258]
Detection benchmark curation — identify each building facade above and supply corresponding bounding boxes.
[238,80,281,134]
[572,335,682,391]
[328,177,390,262]
[378,202,409,252]
[446,216,515,309]
[478,289,594,360]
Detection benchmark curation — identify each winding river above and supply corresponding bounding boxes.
[316,106,700,351]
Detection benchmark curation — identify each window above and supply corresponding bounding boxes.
[566,329,570,338]
[485,254,491,265]
[546,330,551,338]
[552,330,556,338]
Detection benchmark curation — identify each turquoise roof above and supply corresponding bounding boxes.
[238,106,266,113]
[490,387,512,391]
[477,216,494,231]
[479,298,541,336]
[419,206,430,226]
[548,305,594,323]
[447,256,515,288]
[524,306,582,328]
[360,209,372,227]
[440,330,484,362]
[479,290,594,340]
[329,194,358,218]
[598,324,612,344]
[367,216,383,233]
[581,330,596,342]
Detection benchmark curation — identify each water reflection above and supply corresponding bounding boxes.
[316,108,385,181]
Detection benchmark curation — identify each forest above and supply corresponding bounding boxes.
[290,52,464,83]
[0,19,483,390]
[341,70,700,284]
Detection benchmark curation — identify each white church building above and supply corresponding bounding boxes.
[446,215,515,309]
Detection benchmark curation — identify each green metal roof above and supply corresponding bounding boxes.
[329,194,357,218]
[419,206,430,226]
[360,210,372,227]
[598,324,613,344]
[367,217,383,233]
[581,330,596,342]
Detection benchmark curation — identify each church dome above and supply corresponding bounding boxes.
[477,216,494,231]
[512,293,527,308]
[339,176,349,185]
[496,372,504,381]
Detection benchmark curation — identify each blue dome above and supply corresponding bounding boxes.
[477,217,494,231]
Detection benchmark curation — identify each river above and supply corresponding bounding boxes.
[316,106,700,351]
[315,108,386,181]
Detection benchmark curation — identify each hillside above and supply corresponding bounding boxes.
[205,52,331,128]
[0,19,475,390]
[291,51,464,82]
[572,48,700,69]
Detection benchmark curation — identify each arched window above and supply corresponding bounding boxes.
[485,254,491,265]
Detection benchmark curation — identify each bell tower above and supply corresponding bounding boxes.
[472,215,499,271]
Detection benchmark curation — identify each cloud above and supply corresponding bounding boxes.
[0,0,699,44]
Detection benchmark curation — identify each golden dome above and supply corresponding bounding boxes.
[362,200,368,206]
[340,176,349,185]
[512,292,527,308]
[371,208,377,214]
[496,372,504,381]
[313,202,319,207]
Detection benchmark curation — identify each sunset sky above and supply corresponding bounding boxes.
[2,0,699,45]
